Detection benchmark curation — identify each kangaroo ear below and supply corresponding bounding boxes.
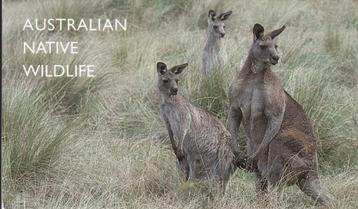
[253,23,264,40]
[269,25,286,39]
[157,62,167,75]
[171,63,188,75]
[218,11,232,21]
[208,10,216,21]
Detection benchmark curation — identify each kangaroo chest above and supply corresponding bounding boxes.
[237,77,266,122]
[203,40,226,69]
[160,103,191,143]
[204,48,223,66]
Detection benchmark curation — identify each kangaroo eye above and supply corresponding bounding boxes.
[175,79,179,84]
[259,45,267,49]
[213,25,218,29]
[275,44,278,49]
[163,79,169,83]
[223,25,226,29]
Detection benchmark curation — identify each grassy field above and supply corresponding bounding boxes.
[2,0,358,208]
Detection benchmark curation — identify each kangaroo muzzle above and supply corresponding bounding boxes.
[270,55,279,65]
[170,87,178,95]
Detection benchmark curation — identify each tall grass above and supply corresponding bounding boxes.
[1,79,77,204]
[193,70,228,117]
[2,0,358,208]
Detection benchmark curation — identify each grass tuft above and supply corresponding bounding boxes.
[193,70,228,118]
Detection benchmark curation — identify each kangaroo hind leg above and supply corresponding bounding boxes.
[298,175,335,206]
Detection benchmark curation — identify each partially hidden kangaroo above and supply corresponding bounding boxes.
[202,10,232,75]
[157,61,245,192]
[228,24,334,205]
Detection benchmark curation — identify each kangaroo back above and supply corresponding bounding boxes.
[282,90,315,137]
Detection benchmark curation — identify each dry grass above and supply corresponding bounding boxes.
[2,0,358,208]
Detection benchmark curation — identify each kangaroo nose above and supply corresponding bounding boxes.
[270,55,280,65]
[171,88,178,94]
[220,33,225,38]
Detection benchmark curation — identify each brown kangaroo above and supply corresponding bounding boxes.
[157,62,246,192]
[228,23,334,205]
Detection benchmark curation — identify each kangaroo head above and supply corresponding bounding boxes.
[157,62,188,96]
[251,23,286,65]
[207,10,232,38]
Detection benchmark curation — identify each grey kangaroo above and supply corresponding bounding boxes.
[202,10,232,75]
[228,24,334,205]
[157,61,244,192]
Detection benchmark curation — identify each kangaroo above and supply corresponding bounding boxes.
[157,61,245,192]
[202,10,232,75]
[228,24,334,205]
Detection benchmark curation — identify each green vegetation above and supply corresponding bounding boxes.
[2,0,358,208]
[193,70,228,117]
